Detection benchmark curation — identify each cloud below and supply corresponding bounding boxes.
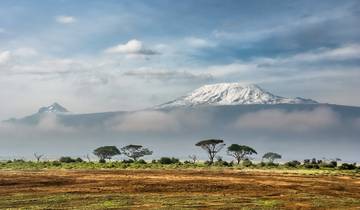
[36,114,74,132]
[185,37,216,48]
[0,114,74,136]
[13,48,38,57]
[123,67,213,82]
[255,44,360,66]
[105,39,158,55]
[0,51,11,64]
[235,107,339,132]
[7,58,87,76]
[55,16,76,24]
[109,111,179,132]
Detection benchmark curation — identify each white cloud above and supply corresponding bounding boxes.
[36,114,74,132]
[0,51,11,64]
[105,39,158,55]
[235,107,339,132]
[290,44,360,62]
[13,48,38,57]
[55,16,76,24]
[110,111,179,132]
[123,67,213,82]
[185,37,216,48]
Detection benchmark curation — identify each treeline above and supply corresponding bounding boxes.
[1,139,358,171]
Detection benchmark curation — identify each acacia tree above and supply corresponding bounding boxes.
[262,152,282,163]
[120,144,153,161]
[34,153,44,162]
[195,139,225,164]
[93,146,121,162]
[227,144,257,164]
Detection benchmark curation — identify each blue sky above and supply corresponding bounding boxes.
[0,0,360,119]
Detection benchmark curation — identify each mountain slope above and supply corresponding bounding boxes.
[157,83,318,108]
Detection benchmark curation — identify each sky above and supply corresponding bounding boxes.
[1,0,360,119]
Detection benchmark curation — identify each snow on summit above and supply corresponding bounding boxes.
[38,102,69,114]
[157,83,318,108]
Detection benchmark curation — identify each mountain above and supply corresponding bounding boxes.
[37,102,69,114]
[2,83,360,161]
[156,83,318,108]
[5,102,70,125]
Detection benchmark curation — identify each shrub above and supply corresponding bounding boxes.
[320,161,337,168]
[13,159,25,163]
[285,160,301,168]
[75,157,83,163]
[122,159,134,164]
[242,159,253,167]
[59,156,76,163]
[339,163,356,170]
[136,159,147,164]
[266,162,279,167]
[52,161,61,166]
[99,159,106,164]
[304,164,320,169]
[158,157,180,164]
[258,162,266,167]
[214,159,231,167]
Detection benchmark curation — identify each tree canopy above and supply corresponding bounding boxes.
[227,144,257,164]
[195,139,225,164]
[121,144,153,161]
[262,152,282,163]
[93,146,121,162]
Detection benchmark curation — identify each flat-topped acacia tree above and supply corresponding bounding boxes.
[227,144,257,164]
[195,139,225,164]
[262,152,282,163]
[93,146,121,162]
[121,144,153,161]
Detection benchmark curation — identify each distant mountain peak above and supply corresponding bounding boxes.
[38,102,69,114]
[157,82,318,108]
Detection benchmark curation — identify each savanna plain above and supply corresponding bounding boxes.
[1,167,360,209]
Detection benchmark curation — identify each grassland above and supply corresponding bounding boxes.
[0,167,360,209]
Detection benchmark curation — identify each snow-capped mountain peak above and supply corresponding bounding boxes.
[38,102,69,114]
[157,83,318,108]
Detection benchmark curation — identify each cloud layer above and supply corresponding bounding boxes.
[235,107,339,132]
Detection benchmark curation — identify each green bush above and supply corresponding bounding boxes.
[59,156,76,163]
[285,160,301,168]
[158,157,180,164]
[136,159,147,164]
[339,163,356,170]
[320,161,337,168]
[242,159,253,167]
[304,164,320,169]
[52,161,61,166]
[122,159,134,164]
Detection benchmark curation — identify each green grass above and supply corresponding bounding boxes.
[2,193,360,209]
[0,193,277,209]
[0,160,359,177]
